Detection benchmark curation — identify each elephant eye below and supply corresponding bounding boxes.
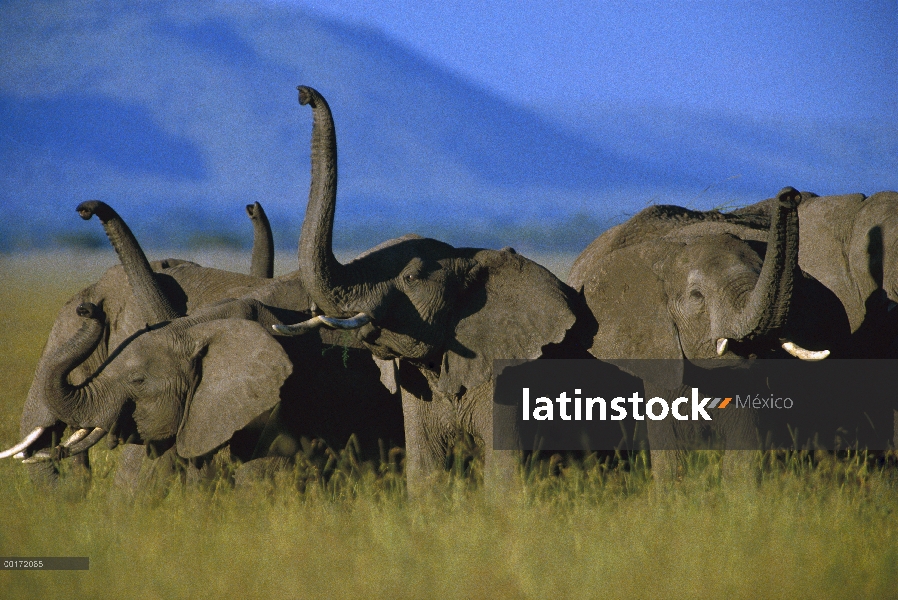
[689,290,704,301]
[404,273,417,283]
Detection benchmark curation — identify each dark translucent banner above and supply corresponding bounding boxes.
[1,557,89,570]
[492,359,898,451]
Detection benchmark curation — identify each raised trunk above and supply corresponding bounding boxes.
[247,202,274,278]
[296,86,347,317]
[76,201,180,325]
[726,187,801,340]
[40,303,118,429]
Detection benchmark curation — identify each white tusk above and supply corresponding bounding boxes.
[716,338,729,356]
[272,315,328,336]
[782,341,830,361]
[20,427,108,463]
[0,427,46,459]
[273,312,371,335]
[63,427,107,455]
[21,450,52,463]
[319,313,371,330]
[61,428,91,447]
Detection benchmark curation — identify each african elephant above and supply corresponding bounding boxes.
[2,200,403,489]
[568,188,846,481]
[273,86,597,497]
[0,201,273,483]
[733,190,898,357]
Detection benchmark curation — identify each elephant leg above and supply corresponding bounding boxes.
[234,456,292,488]
[24,460,60,489]
[113,444,145,494]
[472,381,521,500]
[644,382,684,486]
[135,446,180,503]
[400,387,448,499]
[714,398,760,486]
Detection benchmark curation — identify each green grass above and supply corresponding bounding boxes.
[1,252,897,598]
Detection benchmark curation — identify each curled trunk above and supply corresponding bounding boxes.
[296,86,347,317]
[77,201,180,325]
[39,303,118,429]
[247,202,274,278]
[722,187,801,341]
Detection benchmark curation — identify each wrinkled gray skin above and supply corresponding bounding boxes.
[276,86,596,498]
[247,201,275,279]
[10,200,402,491]
[14,203,276,487]
[568,189,846,482]
[734,191,898,357]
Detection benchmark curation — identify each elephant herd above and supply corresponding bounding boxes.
[2,86,896,497]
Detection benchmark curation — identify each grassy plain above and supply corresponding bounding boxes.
[0,251,896,598]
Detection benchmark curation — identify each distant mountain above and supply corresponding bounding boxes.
[1,0,894,253]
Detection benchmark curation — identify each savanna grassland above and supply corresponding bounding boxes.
[1,251,897,599]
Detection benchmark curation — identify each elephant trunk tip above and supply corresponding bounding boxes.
[75,200,114,223]
[246,203,258,218]
[75,302,103,320]
[776,187,801,208]
[297,85,316,106]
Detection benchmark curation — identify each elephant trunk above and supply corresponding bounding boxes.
[726,187,801,341]
[247,202,274,278]
[76,200,180,325]
[40,303,120,431]
[295,86,348,318]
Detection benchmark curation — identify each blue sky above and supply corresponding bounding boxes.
[287,0,897,126]
[1,0,895,250]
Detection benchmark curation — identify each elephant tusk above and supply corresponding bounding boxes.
[21,451,52,463]
[61,428,91,447]
[273,312,371,336]
[272,316,328,336]
[782,341,830,361]
[0,427,45,459]
[20,427,108,463]
[319,313,371,329]
[63,427,108,455]
[716,338,729,356]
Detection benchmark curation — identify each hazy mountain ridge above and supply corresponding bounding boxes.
[1,0,894,253]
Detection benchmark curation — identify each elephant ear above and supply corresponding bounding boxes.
[176,319,292,458]
[581,243,683,388]
[437,250,577,396]
[372,356,400,395]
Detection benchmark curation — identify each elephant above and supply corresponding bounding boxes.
[2,199,403,490]
[0,201,274,484]
[733,190,898,357]
[567,188,847,481]
[273,86,599,497]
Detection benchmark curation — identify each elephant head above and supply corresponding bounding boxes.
[568,187,830,388]
[273,86,588,494]
[29,300,292,462]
